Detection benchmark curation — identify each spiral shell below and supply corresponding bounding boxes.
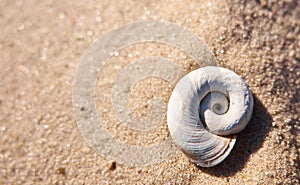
[167,66,254,167]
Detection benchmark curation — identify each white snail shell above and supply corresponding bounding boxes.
[167,66,254,167]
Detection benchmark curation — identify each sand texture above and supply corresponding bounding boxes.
[0,0,299,184]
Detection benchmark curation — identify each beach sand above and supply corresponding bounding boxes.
[0,0,299,184]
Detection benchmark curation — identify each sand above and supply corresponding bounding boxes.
[0,0,299,184]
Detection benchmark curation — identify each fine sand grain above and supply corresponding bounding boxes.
[0,0,299,184]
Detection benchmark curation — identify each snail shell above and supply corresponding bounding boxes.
[167,66,254,167]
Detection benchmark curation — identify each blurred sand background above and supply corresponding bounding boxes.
[0,0,299,184]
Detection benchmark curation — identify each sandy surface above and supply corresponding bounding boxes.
[0,0,299,184]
